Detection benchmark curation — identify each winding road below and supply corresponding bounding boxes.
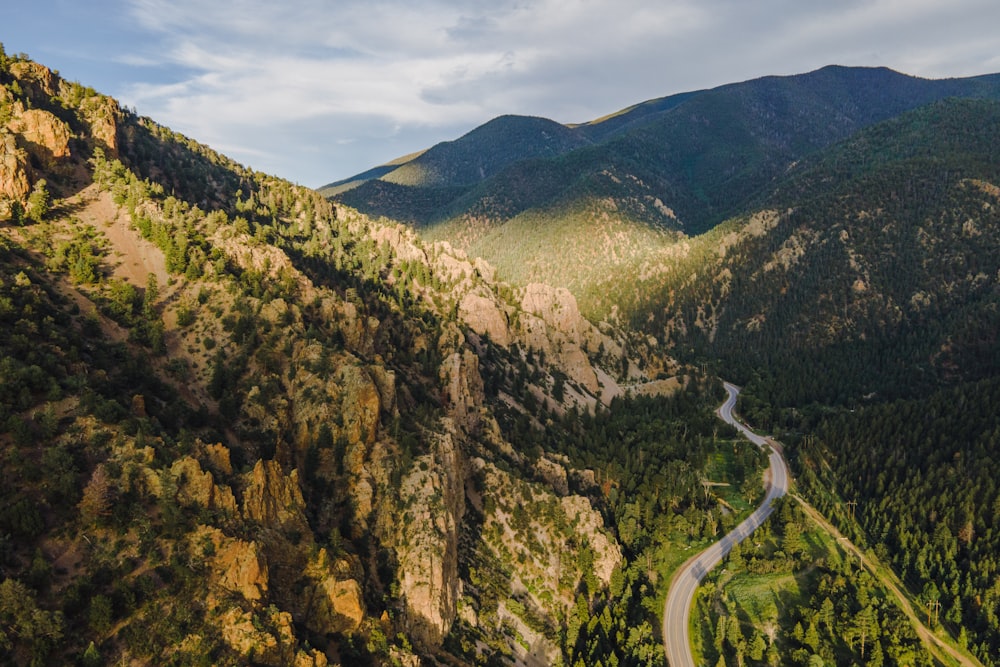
[662,382,790,667]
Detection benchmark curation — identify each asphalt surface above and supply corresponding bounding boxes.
[662,382,790,667]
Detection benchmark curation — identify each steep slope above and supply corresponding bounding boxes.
[1,46,781,667]
[332,66,1000,309]
[636,98,1000,409]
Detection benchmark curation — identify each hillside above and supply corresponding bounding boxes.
[0,45,805,667]
[329,66,1000,306]
[323,61,1000,667]
[636,98,1000,407]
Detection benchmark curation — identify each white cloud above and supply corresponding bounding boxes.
[91,0,1000,185]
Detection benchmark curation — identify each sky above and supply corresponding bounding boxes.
[5,0,1000,188]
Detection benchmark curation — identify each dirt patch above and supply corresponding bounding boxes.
[69,185,170,288]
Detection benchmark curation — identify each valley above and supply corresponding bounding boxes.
[1,42,1000,667]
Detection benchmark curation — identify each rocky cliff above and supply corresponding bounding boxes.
[0,48,668,666]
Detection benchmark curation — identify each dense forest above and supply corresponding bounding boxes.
[793,379,1000,665]
[696,497,936,666]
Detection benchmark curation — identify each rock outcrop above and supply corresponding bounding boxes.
[242,459,309,535]
[560,494,623,585]
[394,427,465,650]
[7,108,72,165]
[78,95,121,155]
[440,348,485,432]
[190,525,269,603]
[301,548,365,635]
[0,131,31,210]
[218,606,327,667]
[459,287,512,346]
[520,283,602,395]
[8,62,59,100]
[170,456,237,515]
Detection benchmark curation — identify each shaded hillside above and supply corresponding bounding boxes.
[637,99,1000,411]
[0,45,782,667]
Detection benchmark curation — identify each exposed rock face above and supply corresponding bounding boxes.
[218,606,326,667]
[8,62,58,99]
[459,287,512,346]
[301,548,365,635]
[395,427,465,650]
[534,456,569,496]
[369,362,397,417]
[202,442,234,476]
[7,109,72,164]
[190,525,269,602]
[215,538,269,602]
[0,131,31,207]
[373,224,427,263]
[78,95,120,155]
[171,456,237,515]
[560,495,623,585]
[242,460,309,534]
[440,349,485,432]
[520,283,601,394]
[338,363,381,447]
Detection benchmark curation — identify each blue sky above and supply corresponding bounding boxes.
[5,0,1000,187]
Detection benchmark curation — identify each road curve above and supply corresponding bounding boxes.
[662,382,790,667]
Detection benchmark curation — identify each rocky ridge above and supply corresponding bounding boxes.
[0,48,667,666]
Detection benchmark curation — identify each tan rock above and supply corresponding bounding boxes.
[338,364,380,447]
[242,460,309,534]
[560,495,623,585]
[7,108,72,162]
[0,131,31,207]
[518,283,602,395]
[171,456,237,515]
[372,224,427,263]
[534,457,569,496]
[369,362,397,417]
[9,61,58,98]
[218,606,297,667]
[203,442,234,476]
[302,548,365,635]
[459,288,511,346]
[439,349,485,432]
[294,649,329,667]
[395,429,465,650]
[193,526,270,603]
[79,95,120,155]
[521,283,580,336]
[215,540,269,602]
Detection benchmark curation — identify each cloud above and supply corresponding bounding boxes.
[96,0,1000,185]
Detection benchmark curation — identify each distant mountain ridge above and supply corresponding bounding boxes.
[325,66,1000,238]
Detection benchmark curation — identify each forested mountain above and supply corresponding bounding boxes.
[328,66,1000,302]
[639,98,1000,410]
[0,45,801,667]
[5,39,1000,667]
[322,61,1000,667]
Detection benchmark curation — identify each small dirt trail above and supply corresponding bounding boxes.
[792,495,982,667]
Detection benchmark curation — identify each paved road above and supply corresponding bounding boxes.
[662,382,790,667]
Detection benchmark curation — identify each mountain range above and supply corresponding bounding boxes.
[3,43,1000,667]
